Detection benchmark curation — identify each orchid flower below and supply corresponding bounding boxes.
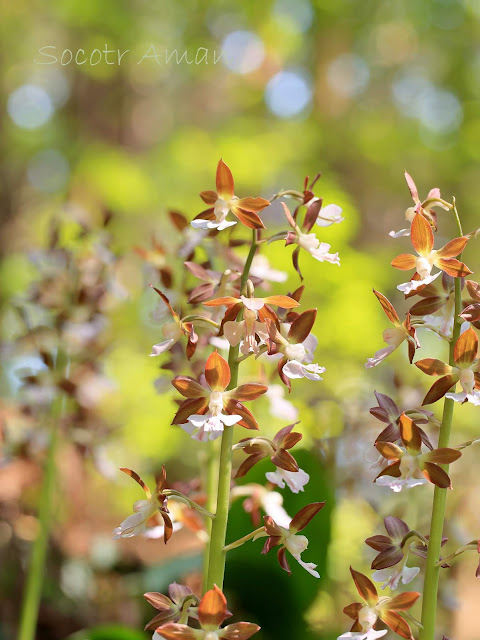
[389,171,451,238]
[415,326,480,405]
[408,272,456,337]
[149,287,198,360]
[365,290,419,368]
[171,351,267,441]
[392,213,471,295]
[191,159,270,231]
[257,502,325,577]
[375,413,461,492]
[339,568,419,640]
[154,585,260,640]
[144,583,198,631]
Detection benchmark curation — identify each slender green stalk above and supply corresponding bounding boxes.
[223,527,265,552]
[18,353,68,640]
[202,439,220,592]
[420,205,463,639]
[206,230,258,590]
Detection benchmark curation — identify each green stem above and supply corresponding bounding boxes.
[18,352,68,640]
[419,205,463,640]
[202,439,220,592]
[223,527,266,552]
[206,230,258,591]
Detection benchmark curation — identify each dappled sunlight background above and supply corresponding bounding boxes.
[1,1,480,639]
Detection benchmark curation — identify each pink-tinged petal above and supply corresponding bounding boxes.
[240,296,265,311]
[223,320,246,347]
[292,554,320,578]
[281,202,296,228]
[289,502,325,533]
[397,271,441,295]
[119,468,151,497]
[460,303,480,323]
[235,196,270,212]
[172,376,207,399]
[391,254,417,271]
[205,351,231,391]
[168,583,194,604]
[373,290,400,325]
[384,516,409,542]
[216,159,234,200]
[411,213,434,256]
[198,585,228,629]
[454,327,478,367]
[415,358,452,376]
[144,591,174,612]
[150,338,176,356]
[220,622,261,640]
[405,171,419,203]
[350,567,378,606]
[200,190,218,204]
[365,345,396,368]
[155,623,199,640]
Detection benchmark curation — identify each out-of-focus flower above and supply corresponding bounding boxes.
[113,466,173,543]
[375,413,461,491]
[235,423,309,493]
[366,517,419,591]
[365,290,419,367]
[154,585,260,640]
[231,483,292,528]
[265,310,325,388]
[415,327,480,405]
[339,568,419,639]
[172,351,267,440]
[134,237,173,289]
[389,171,451,238]
[257,502,325,577]
[204,289,299,356]
[144,583,198,630]
[192,159,270,231]
[249,254,288,283]
[184,262,240,305]
[281,202,340,279]
[266,384,299,421]
[392,213,471,295]
[149,287,198,359]
[408,272,456,337]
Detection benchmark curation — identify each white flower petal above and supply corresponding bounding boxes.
[316,203,344,227]
[397,271,441,294]
[150,338,175,356]
[365,345,396,368]
[389,228,410,238]
[292,554,320,578]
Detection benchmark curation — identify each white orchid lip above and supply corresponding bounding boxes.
[285,343,307,361]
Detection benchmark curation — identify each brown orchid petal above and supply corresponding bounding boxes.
[365,535,394,551]
[172,397,209,425]
[423,448,462,464]
[466,280,480,301]
[262,295,300,309]
[218,302,243,336]
[379,610,414,639]
[155,623,198,640]
[343,602,363,620]
[263,515,283,537]
[235,196,270,212]
[224,399,259,430]
[384,516,409,541]
[281,202,296,228]
[460,303,480,323]
[375,441,403,460]
[436,236,469,259]
[372,547,405,570]
[189,283,216,304]
[257,304,279,325]
[231,207,266,230]
[200,190,218,204]
[404,171,419,202]
[409,296,446,315]
[281,432,303,449]
[161,511,174,544]
[276,546,292,574]
[303,198,322,232]
[375,460,402,479]
[172,376,207,399]
[375,423,400,444]
[270,448,299,473]
[372,391,400,421]
[144,592,174,611]
[411,212,434,256]
[277,357,291,391]
[454,327,478,367]
[272,422,298,446]
[216,159,234,200]
[399,413,422,454]
[288,308,317,343]
[194,208,216,221]
[145,610,180,630]
[373,290,400,325]
[391,254,417,271]
[150,286,177,318]
[205,351,231,391]
[204,296,241,307]
[184,261,213,281]
[435,257,472,278]
[388,591,421,611]
[350,620,362,632]
[230,383,268,401]
[235,453,266,478]
[198,585,228,629]
[422,375,458,405]
[422,462,452,488]
[415,358,452,376]
[292,245,303,280]
[119,468,151,498]
[221,622,261,640]
[169,210,189,231]
[350,567,378,606]
[289,502,325,533]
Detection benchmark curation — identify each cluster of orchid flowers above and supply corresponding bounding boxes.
[336,172,479,639]
[113,160,345,638]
